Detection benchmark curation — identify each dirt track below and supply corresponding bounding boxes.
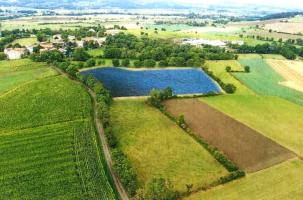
[164,99,294,172]
[53,67,129,200]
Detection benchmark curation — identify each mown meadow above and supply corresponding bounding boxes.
[185,158,303,200]
[0,60,117,199]
[234,57,303,106]
[110,99,229,193]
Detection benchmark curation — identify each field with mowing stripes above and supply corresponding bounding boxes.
[267,59,303,93]
[0,63,117,199]
[110,99,228,193]
[186,158,303,200]
[0,59,57,94]
[234,58,303,106]
[204,60,254,95]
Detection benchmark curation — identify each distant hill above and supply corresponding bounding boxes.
[0,0,188,9]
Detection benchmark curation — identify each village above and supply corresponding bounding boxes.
[3,29,121,60]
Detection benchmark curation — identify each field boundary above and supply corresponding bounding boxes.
[52,66,128,200]
[148,98,246,197]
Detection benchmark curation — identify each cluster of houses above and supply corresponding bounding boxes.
[4,29,121,60]
[180,38,244,48]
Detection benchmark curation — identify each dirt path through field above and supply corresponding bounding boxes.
[164,99,294,173]
[52,67,129,200]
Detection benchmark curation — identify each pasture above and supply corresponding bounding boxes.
[267,59,303,92]
[204,60,254,95]
[110,99,229,193]
[186,158,303,200]
[13,37,38,46]
[264,22,303,34]
[0,65,117,199]
[0,59,57,94]
[234,57,303,106]
[164,99,294,172]
[82,67,221,97]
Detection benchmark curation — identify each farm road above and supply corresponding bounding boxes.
[52,67,129,200]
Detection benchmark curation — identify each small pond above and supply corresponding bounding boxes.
[81,67,221,97]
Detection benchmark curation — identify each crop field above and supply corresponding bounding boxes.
[0,59,57,94]
[234,57,303,106]
[13,37,38,46]
[164,99,293,172]
[0,65,117,199]
[186,158,303,200]
[264,22,303,34]
[202,95,303,157]
[110,99,229,192]
[267,59,303,92]
[82,67,221,97]
[204,60,254,95]
[126,29,265,46]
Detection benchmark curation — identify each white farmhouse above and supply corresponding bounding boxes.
[4,48,27,60]
[181,39,226,47]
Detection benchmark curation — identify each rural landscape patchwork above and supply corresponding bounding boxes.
[1,0,303,199]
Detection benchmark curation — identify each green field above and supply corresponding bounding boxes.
[234,57,303,106]
[126,29,266,46]
[0,63,117,199]
[13,37,37,46]
[0,59,57,94]
[205,60,254,95]
[110,99,228,193]
[186,158,303,200]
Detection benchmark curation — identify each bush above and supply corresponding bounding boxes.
[177,115,187,129]
[144,59,156,68]
[226,66,231,72]
[224,84,237,94]
[112,59,120,67]
[121,59,130,67]
[112,150,138,196]
[85,58,96,67]
[73,48,91,61]
[0,52,7,60]
[134,60,143,68]
[143,178,180,200]
[97,59,106,65]
[148,87,173,108]
[158,60,168,67]
[244,66,250,73]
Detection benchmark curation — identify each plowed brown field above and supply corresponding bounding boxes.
[164,99,294,172]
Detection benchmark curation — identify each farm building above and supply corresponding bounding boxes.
[181,38,227,47]
[76,37,106,47]
[105,29,120,36]
[4,48,27,60]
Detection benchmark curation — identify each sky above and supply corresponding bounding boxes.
[144,0,303,9]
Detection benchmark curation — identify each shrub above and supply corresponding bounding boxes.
[244,66,250,73]
[159,60,168,67]
[148,87,173,108]
[112,59,120,67]
[143,178,180,200]
[226,66,231,72]
[97,59,106,65]
[177,115,187,129]
[224,84,237,94]
[144,59,156,67]
[0,52,7,60]
[121,59,130,67]
[112,150,138,196]
[134,60,143,68]
[73,48,91,61]
[85,58,96,67]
